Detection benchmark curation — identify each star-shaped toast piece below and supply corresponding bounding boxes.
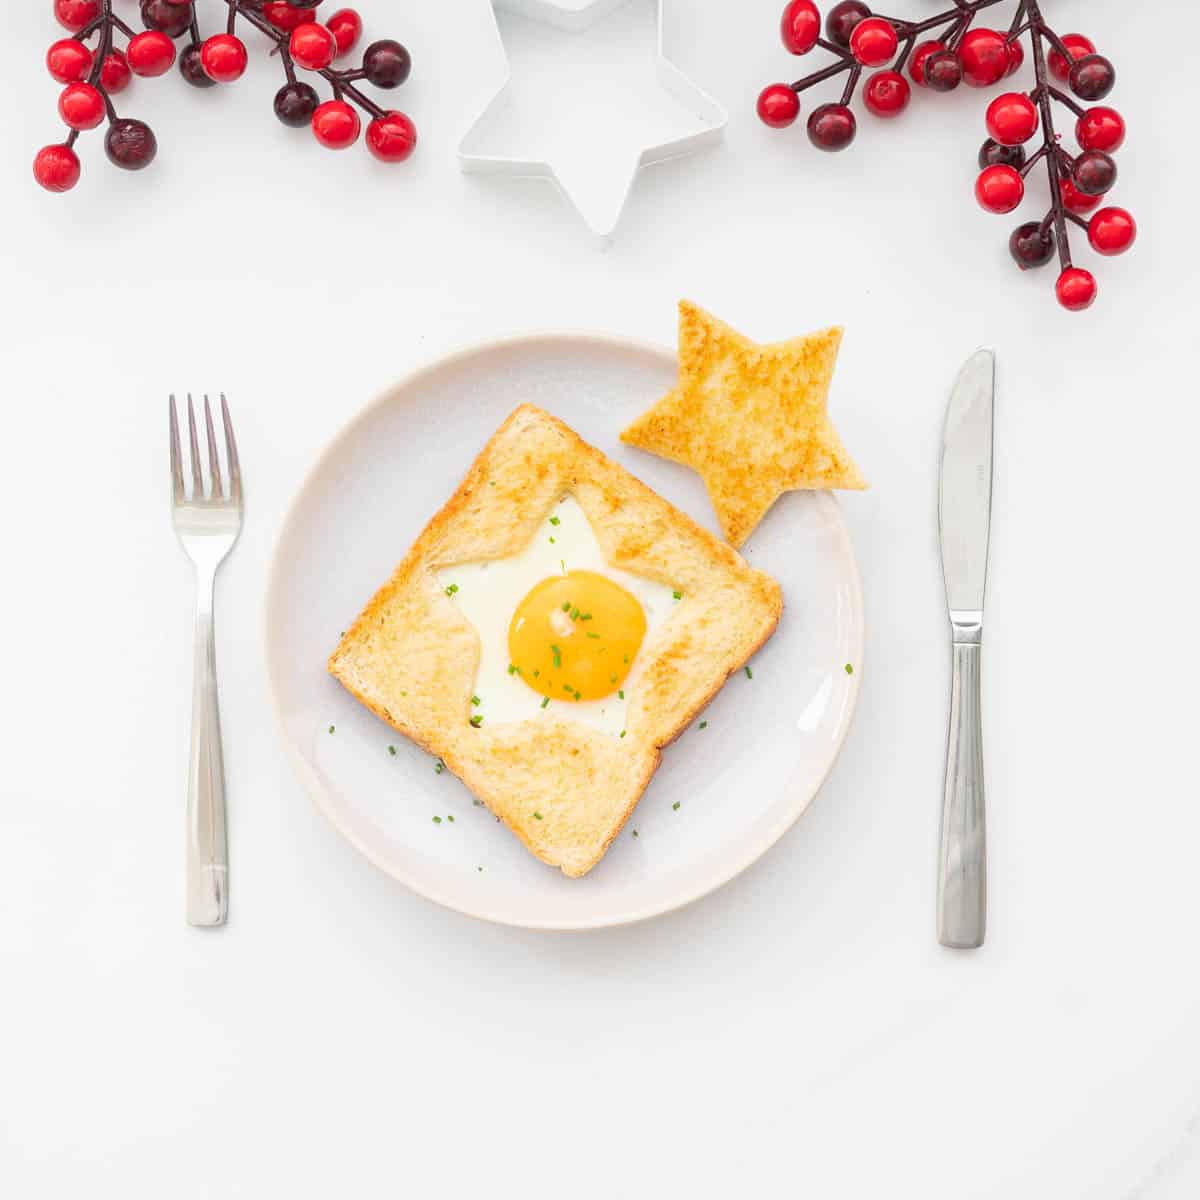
[621,301,866,547]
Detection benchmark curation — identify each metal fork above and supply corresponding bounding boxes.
[170,394,243,927]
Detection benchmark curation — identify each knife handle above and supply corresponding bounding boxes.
[938,638,986,948]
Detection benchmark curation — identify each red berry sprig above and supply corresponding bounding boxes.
[34,0,417,194]
[757,0,1134,310]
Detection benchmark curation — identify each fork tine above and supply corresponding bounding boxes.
[169,394,185,503]
[221,394,242,504]
[186,393,204,498]
[203,395,223,498]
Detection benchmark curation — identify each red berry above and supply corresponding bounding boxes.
[46,39,93,83]
[908,40,943,86]
[366,110,417,162]
[975,164,1024,213]
[985,92,1038,145]
[58,81,105,130]
[264,2,316,32]
[757,83,800,128]
[201,34,248,83]
[780,0,820,55]
[326,8,362,56]
[54,0,100,33]
[1059,176,1102,214]
[849,17,897,67]
[312,99,360,149]
[1004,39,1024,77]
[127,30,177,77]
[1055,267,1096,312]
[863,70,909,118]
[1048,33,1094,82]
[1087,206,1135,256]
[290,23,337,71]
[33,143,81,192]
[807,103,856,151]
[101,49,131,93]
[1076,106,1124,153]
[825,1,871,49]
[959,28,1008,88]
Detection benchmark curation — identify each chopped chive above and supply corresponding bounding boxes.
[618,690,624,699]
[549,516,560,526]
[549,537,556,544]
[570,606,580,621]
[623,655,629,664]
[619,730,626,738]
[328,725,335,734]
[388,745,396,756]
[845,663,854,675]
[560,560,565,571]
[745,666,753,680]
[445,583,458,596]
[447,815,455,823]
[541,696,550,709]
[477,865,483,871]
[551,644,562,668]
[488,481,495,487]
[672,590,682,600]
[586,632,600,639]
[574,690,582,701]
[534,811,543,821]
[471,695,481,706]
[507,664,520,675]
[432,815,442,824]
[632,829,639,838]
[699,721,708,730]
[562,601,571,612]
[672,801,681,811]
[469,714,483,728]
[610,674,617,684]
[401,690,408,697]
[563,683,574,694]
[579,613,592,621]
[435,759,445,774]
[533,669,540,678]
[473,799,483,807]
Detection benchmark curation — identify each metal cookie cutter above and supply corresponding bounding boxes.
[459,0,728,238]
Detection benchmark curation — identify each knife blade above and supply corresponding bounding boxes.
[936,349,994,949]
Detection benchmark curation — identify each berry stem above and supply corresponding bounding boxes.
[791,59,853,92]
[1025,0,1072,271]
[1045,85,1085,118]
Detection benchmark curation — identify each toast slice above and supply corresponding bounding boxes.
[329,404,782,878]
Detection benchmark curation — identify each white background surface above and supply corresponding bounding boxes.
[2,1,1198,1197]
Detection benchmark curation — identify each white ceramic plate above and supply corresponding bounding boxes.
[265,334,863,929]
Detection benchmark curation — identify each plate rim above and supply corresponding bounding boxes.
[264,330,864,931]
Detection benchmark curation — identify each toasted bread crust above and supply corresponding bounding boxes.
[621,301,866,547]
[329,405,782,877]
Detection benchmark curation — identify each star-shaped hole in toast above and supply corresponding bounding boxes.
[621,301,867,547]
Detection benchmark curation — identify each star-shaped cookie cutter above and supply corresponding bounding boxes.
[459,0,728,238]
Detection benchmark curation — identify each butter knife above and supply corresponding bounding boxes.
[937,349,994,949]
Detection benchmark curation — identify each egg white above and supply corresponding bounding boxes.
[437,495,677,736]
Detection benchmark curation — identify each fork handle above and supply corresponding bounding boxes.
[937,639,986,949]
[187,574,228,927]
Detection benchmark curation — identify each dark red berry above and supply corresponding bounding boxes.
[366,110,417,162]
[1056,267,1096,312]
[909,40,944,87]
[959,28,1008,88]
[1087,206,1135,256]
[807,103,856,152]
[1073,150,1116,196]
[105,118,157,170]
[179,42,216,88]
[1009,221,1055,270]
[863,70,909,118]
[825,1,870,49]
[141,0,193,38]
[1068,54,1115,102]
[1048,33,1094,82]
[362,39,411,88]
[923,50,963,92]
[978,138,1026,170]
[33,143,82,192]
[1076,106,1124,153]
[757,83,800,128]
[273,80,320,126]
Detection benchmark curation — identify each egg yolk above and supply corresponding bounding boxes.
[507,570,646,702]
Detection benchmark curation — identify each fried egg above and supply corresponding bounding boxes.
[437,495,678,736]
